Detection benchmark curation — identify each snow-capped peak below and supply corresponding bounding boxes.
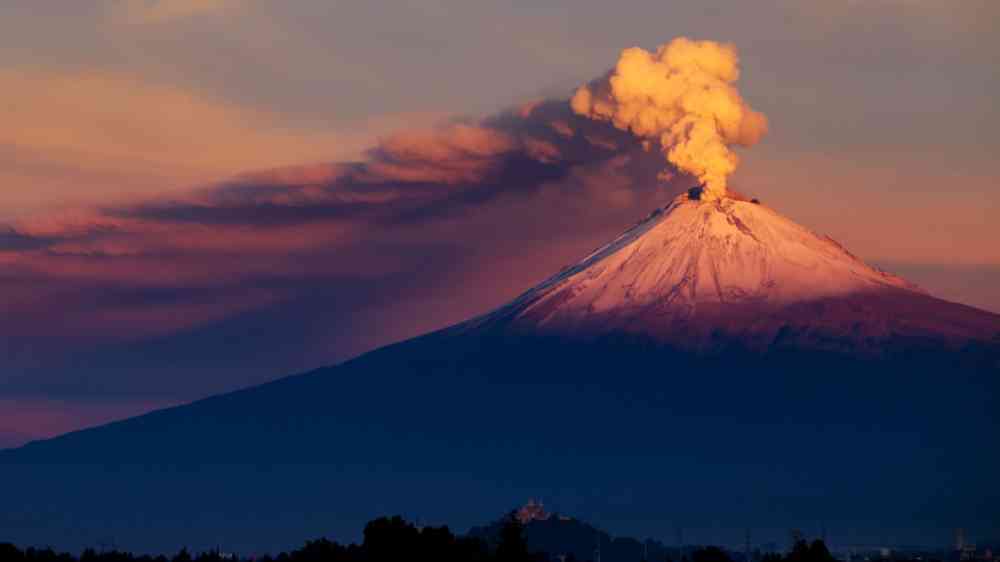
[465,192,923,336]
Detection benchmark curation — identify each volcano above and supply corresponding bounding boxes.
[2,194,998,553]
[460,193,993,353]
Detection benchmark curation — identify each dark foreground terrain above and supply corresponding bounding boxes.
[0,513,955,562]
[2,326,998,552]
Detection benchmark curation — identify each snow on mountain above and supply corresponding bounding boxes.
[461,192,995,352]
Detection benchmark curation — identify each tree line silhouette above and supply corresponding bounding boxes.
[0,515,847,562]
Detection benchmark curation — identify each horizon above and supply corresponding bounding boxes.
[2,498,993,554]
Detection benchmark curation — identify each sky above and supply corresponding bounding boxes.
[1,0,998,449]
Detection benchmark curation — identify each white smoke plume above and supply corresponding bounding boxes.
[571,37,768,201]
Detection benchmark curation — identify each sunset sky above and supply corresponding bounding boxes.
[2,0,998,448]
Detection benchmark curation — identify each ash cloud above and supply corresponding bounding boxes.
[102,98,664,230]
[0,89,688,409]
[572,37,768,201]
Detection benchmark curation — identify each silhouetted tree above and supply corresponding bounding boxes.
[787,540,811,562]
[787,539,835,562]
[290,537,349,562]
[692,546,733,562]
[364,516,420,561]
[496,515,531,562]
[808,541,835,562]
[761,553,783,562]
[0,517,853,562]
[194,551,223,562]
[1,543,26,562]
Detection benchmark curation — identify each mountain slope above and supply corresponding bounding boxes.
[462,193,997,353]
[1,193,998,553]
[488,194,920,314]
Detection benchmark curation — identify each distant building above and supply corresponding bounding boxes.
[517,498,550,524]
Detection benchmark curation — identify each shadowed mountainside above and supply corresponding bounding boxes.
[2,195,998,553]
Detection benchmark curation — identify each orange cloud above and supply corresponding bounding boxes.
[113,0,237,24]
[0,68,421,218]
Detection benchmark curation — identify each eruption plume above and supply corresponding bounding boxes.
[571,37,768,201]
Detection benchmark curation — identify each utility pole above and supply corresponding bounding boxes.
[745,528,752,562]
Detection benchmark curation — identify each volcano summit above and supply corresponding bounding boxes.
[2,192,998,552]
[464,191,995,355]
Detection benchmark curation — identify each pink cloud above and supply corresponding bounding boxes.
[550,120,574,138]
[365,123,516,184]
[523,137,562,164]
